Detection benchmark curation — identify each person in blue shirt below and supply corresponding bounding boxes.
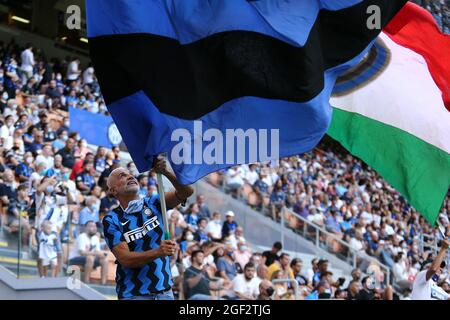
[75,160,96,195]
[222,211,238,238]
[102,156,193,300]
[79,196,100,229]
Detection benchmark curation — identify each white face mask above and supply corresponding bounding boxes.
[25,157,33,164]
[186,234,194,241]
[2,92,8,100]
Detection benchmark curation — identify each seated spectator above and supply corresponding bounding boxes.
[269,179,286,221]
[137,174,148,199]
[313,259,329,286]
[234,241,252,270]
[205,211,222,241]
[222,211,238,238]
[185,203,200,231]
[68,221,109,284]
[291,258,309,287]
[217,244,238,281]
[183,250,229,300]
[268,253,294,280]
[75,160,96,195]
[194,218,210,244]
[196,194,211,220]
[79,196,100,229]
[225,166,244,198]
[271,269,294,300]
[262,241,282,267]
[257,279,277,300]
[6,183,32,246]
[56,137,76,169]
[99,192,119,216]
[232,262,260,300]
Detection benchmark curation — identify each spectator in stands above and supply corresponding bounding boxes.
[185,203,200,231]
[234,240,252,270]
[206,211,222,242]
[78,196,100,229]
[196,194,211,220]
[232,262,260,300]
[137,174,148,199]
[269,179,286,221]
[268,252,294,280]
[225,166,244,198]
[183,250,228,300]
[262,241,282,267]
[194,218,210,244]
[222,210,238,238]
[56,137,76,169]
[38,220,60,278]
[291,258,309,287]
[75,160,96,195]
[257,279,277,300]
[68,221,109,284]
[6,183,32,244]
[313,259,329,286]
[217,244,238,281]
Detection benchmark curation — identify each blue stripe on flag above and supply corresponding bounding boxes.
[86,0,362,46]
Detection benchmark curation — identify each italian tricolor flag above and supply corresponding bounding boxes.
[328,2,450,225]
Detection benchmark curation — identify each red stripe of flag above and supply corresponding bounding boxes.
[384,2,450,111]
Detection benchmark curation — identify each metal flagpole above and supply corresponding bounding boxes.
[156,154,171,240]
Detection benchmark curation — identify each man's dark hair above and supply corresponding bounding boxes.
[197,217,207,225]
[290,258,302,268]
[280,252,290,260]
[273,241,282,250]
[244,262,255,270]
[191,250,204,260]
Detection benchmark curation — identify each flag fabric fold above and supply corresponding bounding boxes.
[329,2,450,225]
[87,0,407,184]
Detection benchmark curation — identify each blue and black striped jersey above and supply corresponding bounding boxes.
[102,194,172,299]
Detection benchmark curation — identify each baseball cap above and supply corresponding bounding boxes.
[225,210,235,217]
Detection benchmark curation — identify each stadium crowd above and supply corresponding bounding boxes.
[0,0,447,300]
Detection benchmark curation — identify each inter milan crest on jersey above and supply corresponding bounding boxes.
[144,208,152,216]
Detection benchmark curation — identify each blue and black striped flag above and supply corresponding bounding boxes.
[86,0,407,184]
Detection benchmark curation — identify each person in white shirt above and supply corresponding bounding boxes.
[20,44,34,82]
[68,221,109,284]
[35,144,55,170]
[411,239,450,300]
[38,220,60,278]
[232,262,260,300]
[83,65,95,84]
[206,211,222,241]
[67,58,81,81]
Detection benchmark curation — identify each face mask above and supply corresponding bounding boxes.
[240,246,248,251]
[64,121,69,127]
[25,157,33,164]
[186,234,194,241]
[2,93,8,100]
[226,251,234,258]
[62,135,68,141]
[266,287,274,296]
[56,75,62,81]
[46,185,54,194]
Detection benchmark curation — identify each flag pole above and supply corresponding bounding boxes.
[156,154,171,240]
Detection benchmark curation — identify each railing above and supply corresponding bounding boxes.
[280,207,392,286]
[272,278,300,300]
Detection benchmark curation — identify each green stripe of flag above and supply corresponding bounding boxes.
[328,108,450,225]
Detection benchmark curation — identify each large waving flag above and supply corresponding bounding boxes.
[87,0,407,184]
[329,2,450,225]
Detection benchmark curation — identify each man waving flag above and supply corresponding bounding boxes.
[86,0,407,185]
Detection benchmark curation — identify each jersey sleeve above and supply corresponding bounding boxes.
[102,215,125,250]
